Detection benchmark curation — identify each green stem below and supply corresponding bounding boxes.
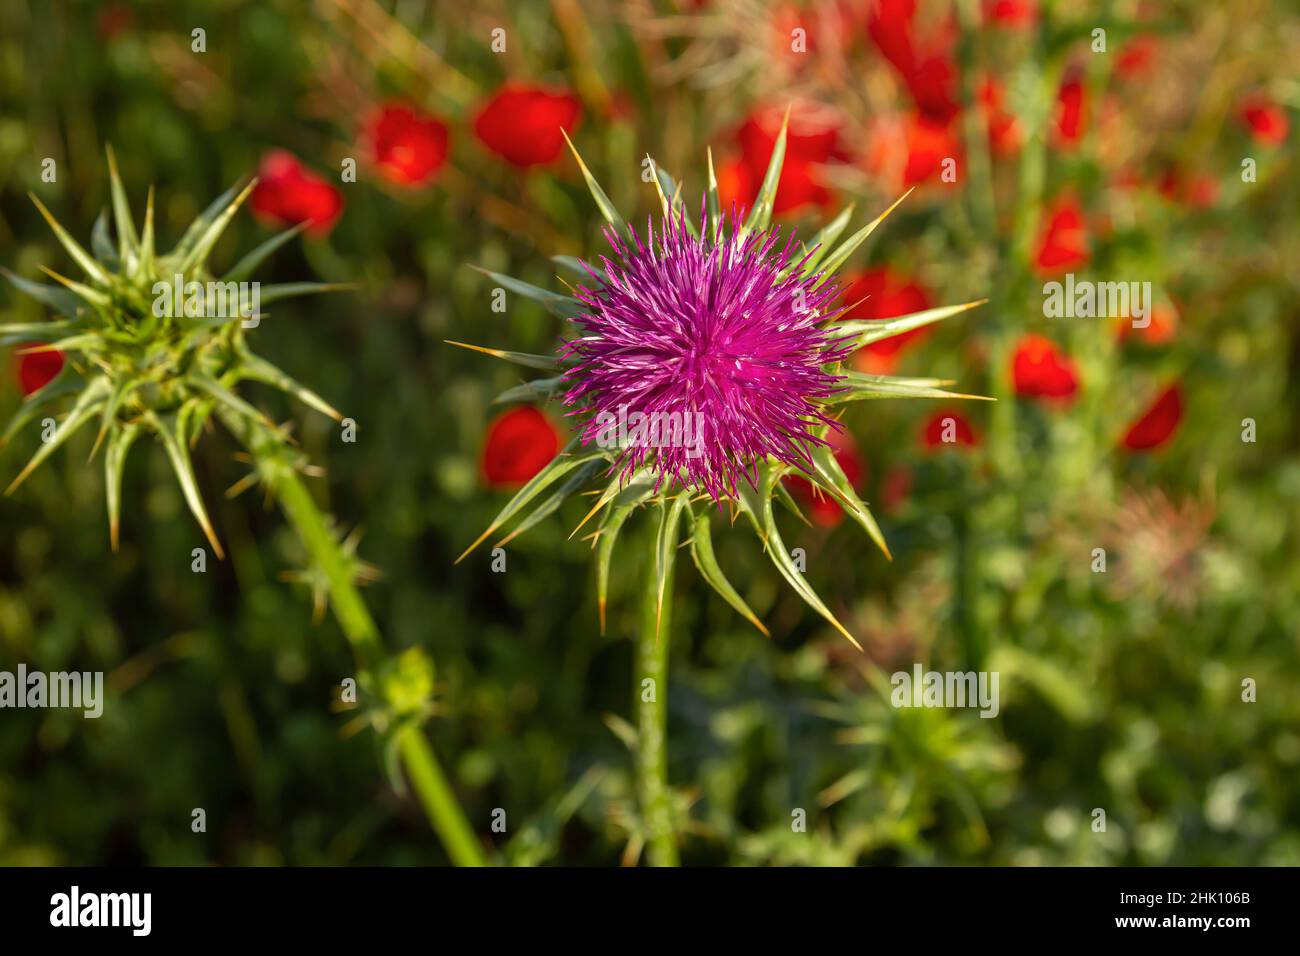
[636,527,678,866]
[226,412,486,866]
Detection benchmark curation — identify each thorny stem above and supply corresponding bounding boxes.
[225,411,486,867]
[636,526,678,867]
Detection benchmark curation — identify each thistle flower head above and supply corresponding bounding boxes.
[563,208,852,501]
[1,148,347,553]
[454,116,990,646]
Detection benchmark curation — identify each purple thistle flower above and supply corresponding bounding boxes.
[562,207,854,502]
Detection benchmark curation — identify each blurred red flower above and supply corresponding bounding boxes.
[250,151,344,236]
[865,112,960,190]
[1239,93,1289,146]
[1117,302,1178,346]
[1012,334,1080,400]
[841,267,933,374]
[473,84,581,168]
[880,465,913,513]
[482,407,562,487]
[1034,196,1090,275]
[783,429,865,527]
[725,107,850,215]
[1116,35,1158,77]
[921,408,978,448]
[1053,73,1086,148]
[1121,384,1184,451]
[867,0,959,123]
[983,0,1037,27]
[979,76,1022,154]
[362,102,449,187]
[13,348,64,396]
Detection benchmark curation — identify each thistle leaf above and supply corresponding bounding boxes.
[812,189,914,287]
[493,377,566,405]
[705,147,722,241]
[799,204,855,276]
[654,492,691,634]
[0,267,83,318]
[169,180,243,263]
[40,266,111,309]
[91,209,118,268]
[455,443,597,563]
[189,373,275,430]
[652,165,698,238]
[561,128,626,232]
[237,353,343,421]
[89,378,139,463]
[551,255,588,277]
[138,186,156,280]
[0,318,77,348]
[5,377,110,495]
[741,106,789,236]
[257,282,356,306]
[495,458,604,548]
[223,223,304,283]
[471,266,578,317]
[105,144,140,258]
[28,193,112,286]
[808,442,891,560]
[826,371,993,404]
[173,180,256,275]
[836,299,988,348]
[445,340,564,372]
[105,422,141,551]
[595,490,647,634]
[1,375,81,445]
[147,411,224,559]
[688,510,768,636]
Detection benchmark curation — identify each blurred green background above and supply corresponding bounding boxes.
[1,0,1297,865]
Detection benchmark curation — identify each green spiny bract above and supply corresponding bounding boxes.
[0,147,349,555]
[454,117,990,647]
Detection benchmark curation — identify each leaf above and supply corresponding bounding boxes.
[28,194,112,286]
[471,267,579,317]
[825,372,992,405]
[188,373,274,430]
[138,186,156,280]
[39,266,110,309]
[808,443,891,560]
[0,267,83,318]
[654,492,691,633]
[705,147,722,241]
[91,209,118,268]
[741,106,789,236]
[812,189,914,287]
[88,377,139,463]
[798,203,855,276]
[688,510,768,636]
[836,299,988,349]
[104,422,141,551]
[653,164,698,238]
[223,223,304,283]
[146,411,224,558]
[0,375,81,445]
[0,318,77,348]
[5,377,110,495]
[169,179,244,263]
[444,340,563,372]
[551,255,588,277]
[455,442,593,563]
[561,128,626,232]
[105,144,140,258]
[255,282,356,306]
[594,476,656,633]
[493,377,566,405]
[237,353,343,421]
[494,458,604,548]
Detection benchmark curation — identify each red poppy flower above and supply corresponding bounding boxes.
[1116,35,1158,77]
[1011,334,1080,400]
[1117,302,1178,346]
[983,0,1037,27]
[880,465,913,513]
[1239,93,1289,147]
[13,348,64,396]
[840,267,933,374]
[1053,73,1086,148]
[473,84,582,168]
[867,0,959,123]
[481,407,562,487]
[362,102,449,187]
[730,107,850,215]
[979,76,1022,154]
[865,112,960,191]
[783,430,865,527]
[1121,383,1183,451]
[1034,197,1090,275]
[250,151,344,236]
[921,408,979,448]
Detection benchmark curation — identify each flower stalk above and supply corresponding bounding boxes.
[636,513,679,867]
